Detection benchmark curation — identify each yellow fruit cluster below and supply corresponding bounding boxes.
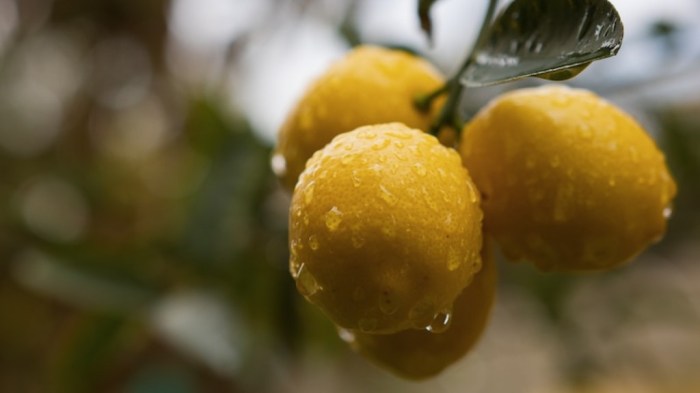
[274,45,676,380]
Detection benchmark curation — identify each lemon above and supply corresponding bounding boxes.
[460,85,676,272]
[350,240,497,380]
[274,45,444,191]
[289,123,483,334]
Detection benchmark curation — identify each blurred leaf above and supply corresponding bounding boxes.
[180,100,271,268]
[54,314,128,393]
[12,248,158,312]
[461,0,623,87]
[418,0,441,43]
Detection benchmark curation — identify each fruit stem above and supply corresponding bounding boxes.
[415,0,498,136]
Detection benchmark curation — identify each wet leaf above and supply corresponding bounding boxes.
[461,0,623,87]
[418,0,441,43]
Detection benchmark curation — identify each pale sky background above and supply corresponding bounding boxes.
[166,0,700,144]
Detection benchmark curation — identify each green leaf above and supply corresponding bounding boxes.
[418,0,441,43]
[461,0,623,87]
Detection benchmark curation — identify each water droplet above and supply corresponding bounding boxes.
[395,141,404,148]
[351,234,366,248]
[341,154,354,165]
[296,265,321,297]
[337,328,355,343]
[371,138,390,151]
[381,225,395,237]
[465,181,479,204]
[358,129,377,139]
[351,170,362,187]
[447,249,461,271]
[343,142,354,151]
[379,184,398,205]
[409,299,435,329]
[324,207,343,231]
[426,309,452,333]
[303,181,315,205]
[413,163,427,176]
[270,154,287,177]
[437,168,447,178]
[358,318,378,333]
[289,256,301,278]
[308,235,320,250]
[663,205,673,219]
[387,130,412,140]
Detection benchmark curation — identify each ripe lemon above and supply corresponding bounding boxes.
[274,45,444,191]
[460,85,676,272]
[350,240,497,380]
[289,123,483,334]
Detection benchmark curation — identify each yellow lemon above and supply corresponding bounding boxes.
[274,45,444,191]
[290,123,483,334]
[460,85,676,272]
[350,240,497,380]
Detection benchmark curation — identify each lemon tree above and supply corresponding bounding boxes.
[274,45,444,191]
[459,85,676,271]
[289,123,483,334]
[351,240,497,380]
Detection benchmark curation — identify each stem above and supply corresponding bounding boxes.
[416,0,498,135]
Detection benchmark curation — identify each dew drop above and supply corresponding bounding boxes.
[465,181,479,204]
[358,318,378,333]
[426,309,453,333]
[663,205,673,219]
[289,256,301,278]
[379,184,398,205]
[337,328,356,343]
[387,130,412,140]
[381,225,395,238]
[371,138,390,151]
[351,170,362,187]
[341,154,354,165]
[308,235,320,250]
[358,129,377,139]
[447,249,461,271]
[413,163,427,176]
[324,207,343,231]
[296,265,321,297]
[303,182,315,205]
[270,154,287,177]
[351,234,366,248]
[343,142,354,151]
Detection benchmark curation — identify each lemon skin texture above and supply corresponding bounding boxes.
[351,240,497,380]
[460,85,677,272]
[289,123,483,334]
[275,45,444,191]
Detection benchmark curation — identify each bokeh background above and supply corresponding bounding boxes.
[1,0,699,392]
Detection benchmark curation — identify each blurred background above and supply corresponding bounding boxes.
[0,0,699,392]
